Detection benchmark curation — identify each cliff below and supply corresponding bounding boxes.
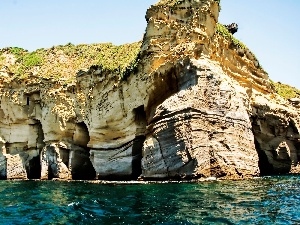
[0,0,299,180]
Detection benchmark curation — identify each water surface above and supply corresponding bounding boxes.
[0,176,300,224]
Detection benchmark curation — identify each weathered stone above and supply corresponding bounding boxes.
[0,0,298,181]
[251,106,300,175]
[40,143,71,180]
[90,146,133,180]
[6,154,27,179]
[90,136,145,180]
[141,58,259,179]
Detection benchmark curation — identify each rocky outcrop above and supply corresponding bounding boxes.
[141,58,259,179]
[251,100,300,175]
[0,0,299,180]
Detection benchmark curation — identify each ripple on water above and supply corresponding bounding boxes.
[0,176,300,224]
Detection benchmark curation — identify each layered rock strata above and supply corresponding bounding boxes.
[0,0,299,180]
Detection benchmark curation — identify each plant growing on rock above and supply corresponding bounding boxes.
[271,80,300,99]
[22,52,43,68]
[216,23,246,49]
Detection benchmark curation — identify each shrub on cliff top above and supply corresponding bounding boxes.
[271,81,300,99]
[216,23,263,69]
[216,23,246,49]
[22,53,43,68]
[6,47,28,58]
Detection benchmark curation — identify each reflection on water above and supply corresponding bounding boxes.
[0,176,300,224]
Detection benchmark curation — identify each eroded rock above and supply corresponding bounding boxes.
[0,0,298,180]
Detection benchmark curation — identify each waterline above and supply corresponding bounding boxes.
[0,176,299,224]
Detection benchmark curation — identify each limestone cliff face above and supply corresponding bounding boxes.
[0,0,299,180]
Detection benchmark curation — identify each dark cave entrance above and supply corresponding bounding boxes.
[254,139,274,176]
[132,106,147,179]
[27,121,44,179]
[251,116,276,176]
[27,156,41,179]
[26,97,30,106]
[71,122,96,180]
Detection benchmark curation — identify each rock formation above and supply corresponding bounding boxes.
[0,0,299,180]
[224,23,238,34]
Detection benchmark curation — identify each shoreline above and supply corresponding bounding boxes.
[2,174,299,184]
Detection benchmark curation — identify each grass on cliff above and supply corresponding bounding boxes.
[271,81,300,99]
[216,23,264,69]
[216,23,246,49]
[0,42,141,83]
[215,23,299,99]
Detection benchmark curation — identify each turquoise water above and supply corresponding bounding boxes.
[0,176,300,224]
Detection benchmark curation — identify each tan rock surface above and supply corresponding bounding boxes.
[0,0,298,180]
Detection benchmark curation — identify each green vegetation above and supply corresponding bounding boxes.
[216,23,246,49]
[215,23,263,69]
[1,47,43,76]
[271,80,300,99]
[22,52,43,67]
[120,53,140,80]
[7,47,27,58]
[0,42,141,82]
[155,0,220,7]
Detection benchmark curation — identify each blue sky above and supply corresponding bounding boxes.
[1,0,299,88]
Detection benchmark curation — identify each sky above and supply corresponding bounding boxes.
[1,0,299,88]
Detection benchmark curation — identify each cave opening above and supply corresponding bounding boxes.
[27,121,44,179]
[27,156,41,179]
[132,106,147,179]
[254,139,274,176]
[26,97,30,106]
[251,116,275,176]
[72,122,96,180]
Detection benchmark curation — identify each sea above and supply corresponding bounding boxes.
[0,175,300,225]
